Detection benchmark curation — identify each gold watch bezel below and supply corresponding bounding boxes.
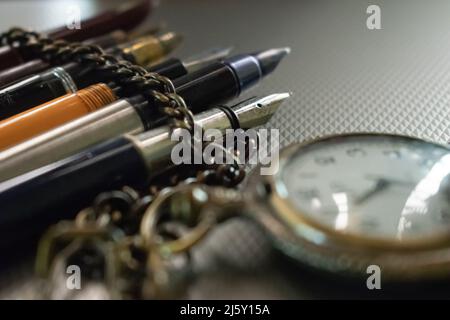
[246,132,450,279]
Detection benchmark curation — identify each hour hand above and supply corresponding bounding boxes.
[364,175,415,186]
[355,178,391,204]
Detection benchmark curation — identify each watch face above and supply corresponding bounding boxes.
[278,134,450,242]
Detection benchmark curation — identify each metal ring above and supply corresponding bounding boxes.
[140,185,216,254]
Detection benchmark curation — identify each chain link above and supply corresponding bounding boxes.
[0,28,187,124]
[0,27,248,299]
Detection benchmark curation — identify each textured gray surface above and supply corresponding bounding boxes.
[152,0,450,147]
[153,0,450,299]
[2,0,450,299]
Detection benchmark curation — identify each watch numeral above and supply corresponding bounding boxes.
[346,148,366,157]
[296,188,319,199]
[314,156,335,166]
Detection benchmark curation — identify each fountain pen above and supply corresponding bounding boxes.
[0,32,182,120]
[0,93,289,246]
[147,47,233,80]
[0,26,163,88]
[172,47,291,111]
[0,48,290,181]
[0,48,233,151]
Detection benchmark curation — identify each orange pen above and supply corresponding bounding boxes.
[0,83,117,150]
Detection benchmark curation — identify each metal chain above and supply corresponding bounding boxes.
[0,27,186,123]
[1,27,248,299]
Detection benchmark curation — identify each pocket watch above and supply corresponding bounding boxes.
[141,133,450,281]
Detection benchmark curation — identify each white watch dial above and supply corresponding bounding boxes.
[279,135,450,242]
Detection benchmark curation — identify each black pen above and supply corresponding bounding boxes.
[0,26,163,88]
[172,47,290,111]
[147,47,233,80]
[0,32,182,120]
[0,48,289,181]
[0,93,289,247]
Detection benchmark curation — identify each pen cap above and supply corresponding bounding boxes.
[119,32,183,66]
[147,57,187,79]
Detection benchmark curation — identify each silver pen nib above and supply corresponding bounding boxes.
[232,92,291,128]
[132,92,291,173]
[183,46,234,72]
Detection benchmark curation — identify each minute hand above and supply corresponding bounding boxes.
[355,176,416,204]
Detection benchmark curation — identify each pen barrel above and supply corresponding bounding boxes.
[0,99,145,182]
[0,136,148,247]
[0,67,78,120]
[173,62,240,111]
[0,60,51,88]
[148,57,187,79]
[0,83,117,150]
[0,30,130,89]
[0,46,25,72]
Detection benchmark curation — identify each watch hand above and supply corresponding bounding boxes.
[355,179,391,204]
[364,175,415,186]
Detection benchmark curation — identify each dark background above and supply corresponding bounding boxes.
[1,0,450,299]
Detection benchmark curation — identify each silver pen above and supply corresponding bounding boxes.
[0,93,290,246]
[0,48,290,181]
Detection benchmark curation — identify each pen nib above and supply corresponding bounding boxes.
[232,92,291,128]
[253,47,291,75]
